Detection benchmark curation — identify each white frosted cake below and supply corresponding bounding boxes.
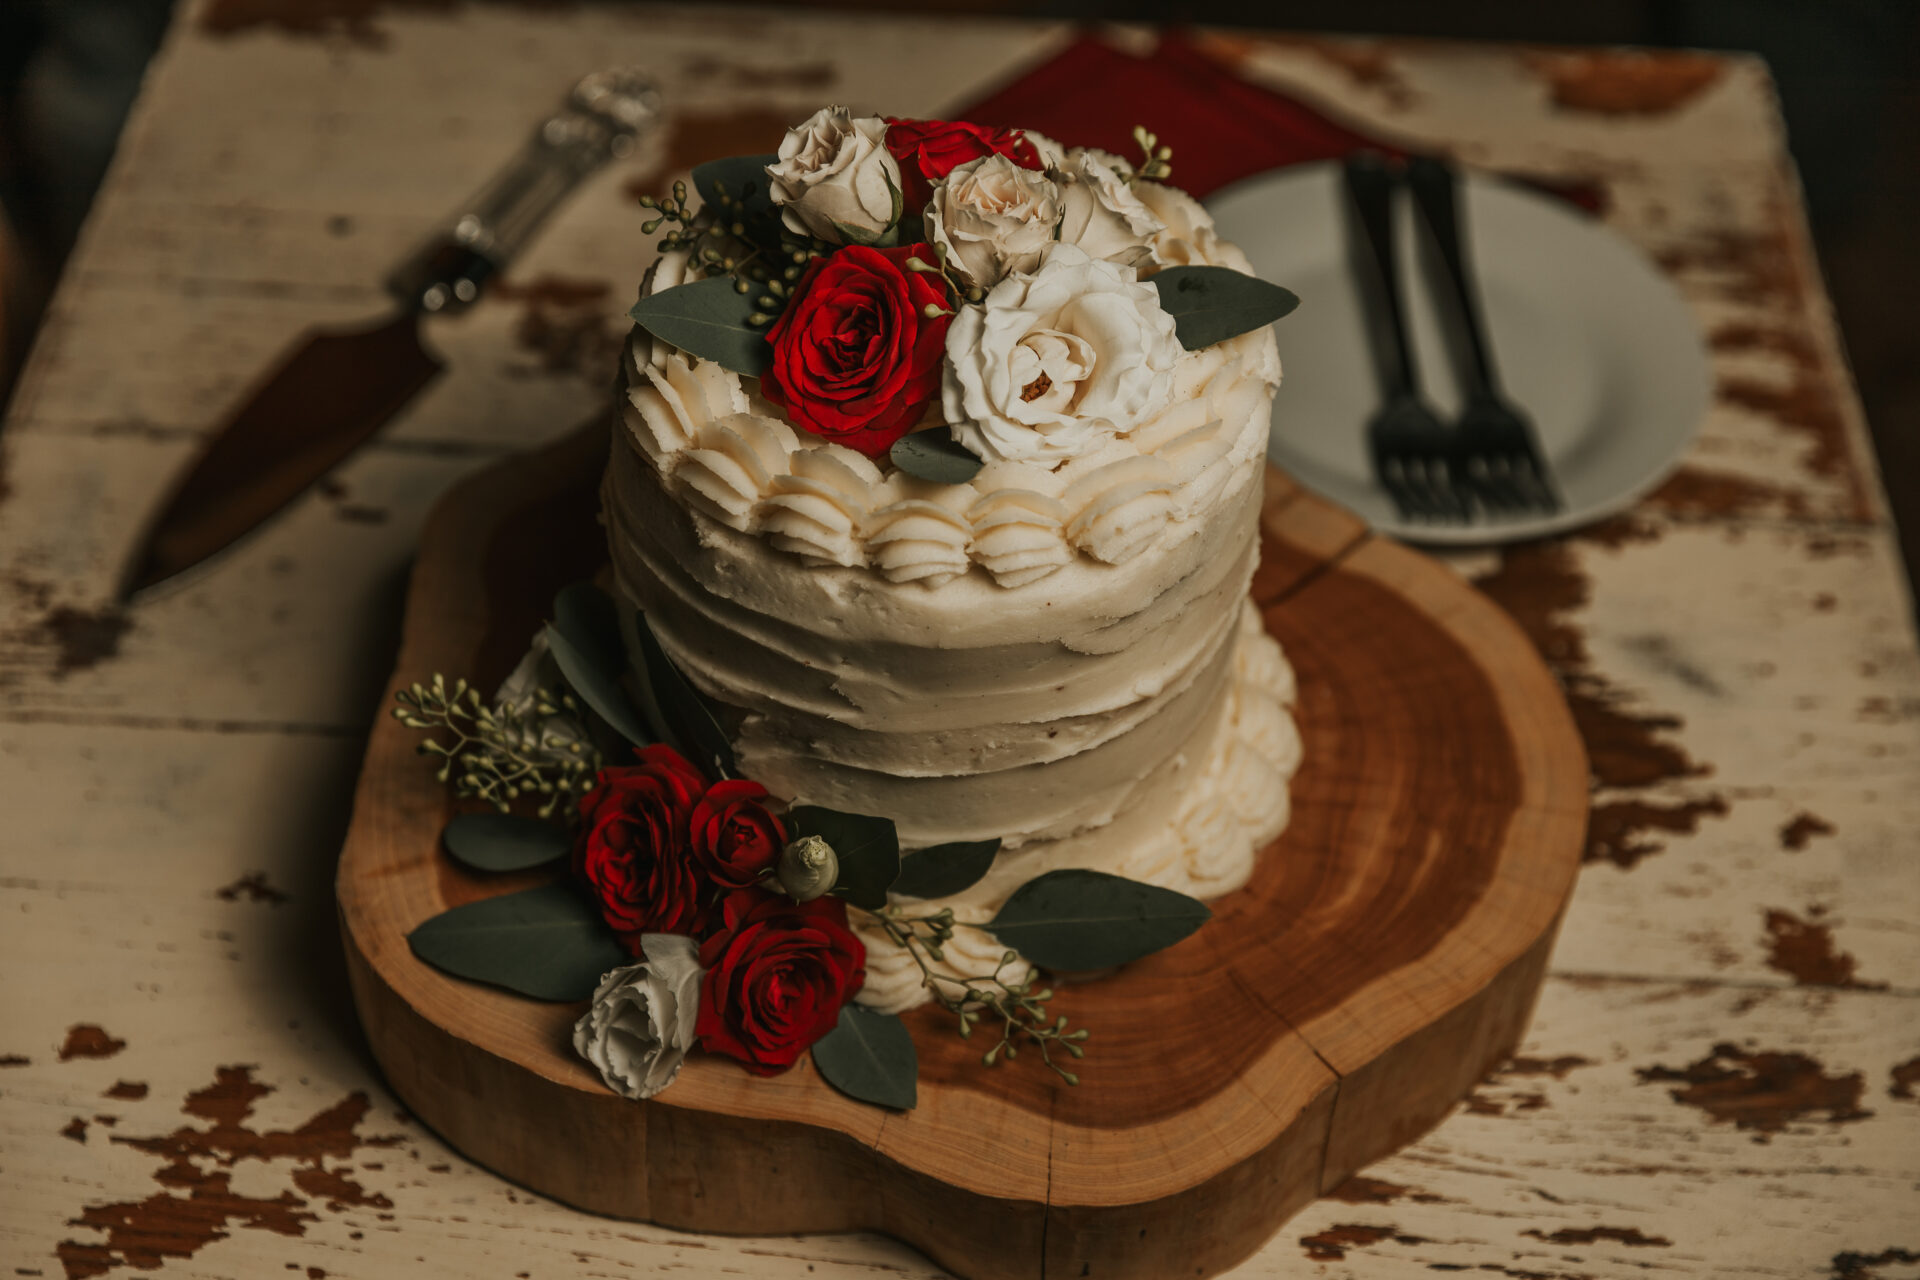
[604,108,1301,1012]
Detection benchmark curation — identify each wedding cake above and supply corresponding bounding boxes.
[603,107,1301,1015]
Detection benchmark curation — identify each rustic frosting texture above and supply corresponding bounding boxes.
[604,215,1298,1012]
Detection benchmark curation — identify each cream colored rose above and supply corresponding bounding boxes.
[765,106,902,243]
[926,153,1062,290]
[1134,180,1254,274]
[1054,148,1164,269]
[571,934,702,1101]
[943,243,1181,466]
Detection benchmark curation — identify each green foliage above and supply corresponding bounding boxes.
[1150,265,1300,351]
[392,674,600,818]
[811,1005,918,1110]
[442,812,570,873]
[549,583,655,749]
[888,429,984,485]
[986,869,1210,970]
[628,275,772,376]
[871,905,1086,1084]
[407,883,626,1001]
[632,607,738,780]
[891,838,999,899]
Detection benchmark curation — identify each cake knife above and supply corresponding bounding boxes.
[117,68,661,601]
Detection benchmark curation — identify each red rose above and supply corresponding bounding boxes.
[761,244,951,457]
[696,889,866,1075]
[573,745,710,948]
[884,116,1043,214]
[689,778,787,890]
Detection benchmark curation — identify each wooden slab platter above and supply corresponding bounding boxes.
[337,421,1588,1280]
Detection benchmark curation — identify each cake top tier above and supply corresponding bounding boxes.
[621,107,1296,589]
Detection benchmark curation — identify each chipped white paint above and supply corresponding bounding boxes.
[1,6,1916,1279]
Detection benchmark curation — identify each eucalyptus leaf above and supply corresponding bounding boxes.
[442,812,570,873]
[1151,265,1300,351]
[407,883,625,1001]
[789,805,899,910]
[812,1004,917,1110]
[691,153,778,222]
[628,275,771,376]
[891,838,1000,899]
[632,609,737,780]
[986,869,1210,971]
[889,429,984,485]
[546,584,653,749]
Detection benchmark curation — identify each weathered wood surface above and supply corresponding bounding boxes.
[1,6,1916,1278]
[333,447,1584,1280]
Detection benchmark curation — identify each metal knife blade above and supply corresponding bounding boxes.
[118,312,444,598]
[119,68,660,601]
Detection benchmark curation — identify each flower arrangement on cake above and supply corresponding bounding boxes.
[394,107,1301,1111]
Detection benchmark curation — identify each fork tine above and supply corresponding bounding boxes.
[1514,453,1563,513]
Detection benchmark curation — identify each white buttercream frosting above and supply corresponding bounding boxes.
[604,188,1299,1018]
[614,275,1277,590]
[848,601,1298,1011]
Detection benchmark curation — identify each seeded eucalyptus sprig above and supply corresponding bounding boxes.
[1126,124,1174,184]
[639,175,830,330]
[871,904,1088,1084]
[392,674,602,819]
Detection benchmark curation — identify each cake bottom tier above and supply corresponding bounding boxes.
[853,599,1301,1013]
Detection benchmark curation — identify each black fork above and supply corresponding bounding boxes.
[1342,152,1470,523]
[1406,155,1562,516]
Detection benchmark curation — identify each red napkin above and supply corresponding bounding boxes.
[955,32,1603,211]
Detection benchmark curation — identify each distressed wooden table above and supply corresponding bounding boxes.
[2,6,1916,1278]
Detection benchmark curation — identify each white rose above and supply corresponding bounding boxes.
[942,243,1181,467]
[1054,148,1164,269]
[572,933,703,1101]
[926,153,1062,290]
[1019,128,1069,171]
[1133,180,1254,274]
[765,106,902,243]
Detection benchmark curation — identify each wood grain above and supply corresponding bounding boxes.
[335,429,1587,1280]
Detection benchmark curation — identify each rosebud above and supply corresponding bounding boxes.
[776,834,838,902]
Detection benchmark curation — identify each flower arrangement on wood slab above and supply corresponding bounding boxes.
[395,584,1212,1111]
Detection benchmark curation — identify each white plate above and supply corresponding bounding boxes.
[1207,162,1711,545]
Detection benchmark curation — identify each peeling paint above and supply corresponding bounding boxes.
[1300,1222,1427,1261]
[104,1082,148,1101]
[58,1027,126,1062]
[216,873,290,905]
[1523,1225,1671,1247]
[1889,1056,1920,1101]
[1502,1055,1596,1080]
[1473,533,1727,869]
[56,1066,399,1279]
[623,106,802,206]
[488,276,621,384]
[1763,908,1885,989]
[1321,1175,1444,1205]
[35,607,134,678]
[1780,812,1836,851]
[1831,1248,1920,1280]
[1527,49,1723,115]
[1636,1043,1871,1136]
